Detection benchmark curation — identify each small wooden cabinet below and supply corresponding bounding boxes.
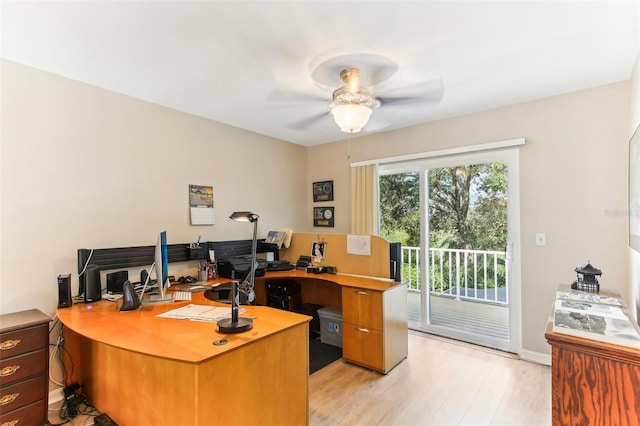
[342,284,408,374]
[0,309,51,426]
[545,289,640,425]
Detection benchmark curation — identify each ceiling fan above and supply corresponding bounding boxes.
[269,65,444,134]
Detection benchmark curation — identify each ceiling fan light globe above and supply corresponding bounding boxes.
[331,104,372,133]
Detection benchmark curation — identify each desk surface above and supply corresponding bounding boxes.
[256,269,400,290]
[56,271,401,365]
[56,292,309,364]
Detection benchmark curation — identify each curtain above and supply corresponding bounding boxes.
[351,164,378,235]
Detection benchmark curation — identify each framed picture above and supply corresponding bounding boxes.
[313,207,334,227]
[313,180,334,202]
[630,124,640,252]
[311,241,326,260]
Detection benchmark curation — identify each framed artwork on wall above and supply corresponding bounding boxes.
[630,124,640,252]
[313,207,334,227]
[313,180,334,202]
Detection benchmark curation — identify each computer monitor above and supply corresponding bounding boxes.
[147,231,172,303]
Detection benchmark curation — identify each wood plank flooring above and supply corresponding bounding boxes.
[309,331,551,426]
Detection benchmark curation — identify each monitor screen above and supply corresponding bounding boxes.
[149,230,172,303]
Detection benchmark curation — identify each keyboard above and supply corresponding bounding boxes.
[172,291,192,302]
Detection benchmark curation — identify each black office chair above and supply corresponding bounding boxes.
[204,283,255,305]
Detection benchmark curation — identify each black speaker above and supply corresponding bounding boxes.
[84,264,102,303]
[106,270,128,294]
[389,242,402,282]
[57,274,72,308]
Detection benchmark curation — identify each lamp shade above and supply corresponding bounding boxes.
[331,104,373,133]
[229,211,259,222]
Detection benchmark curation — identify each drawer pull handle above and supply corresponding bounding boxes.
[2,420,19,426]
[354,290,369,296]
[356,327,370,333]
[0,393,19,406]
[0,339,21,351]
[0,365,20,377]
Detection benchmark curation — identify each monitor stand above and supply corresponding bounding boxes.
[144,294,173,304]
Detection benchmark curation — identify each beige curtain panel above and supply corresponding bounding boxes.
[351,164,379,235]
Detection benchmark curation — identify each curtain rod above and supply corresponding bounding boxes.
[350,137,525,167]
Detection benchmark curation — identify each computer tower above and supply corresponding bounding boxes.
[57,274,72,308]
[84,264,102,303]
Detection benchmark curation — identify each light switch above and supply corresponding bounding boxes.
[535,233,546,246]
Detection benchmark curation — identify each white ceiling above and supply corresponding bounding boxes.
[2,1,638,146]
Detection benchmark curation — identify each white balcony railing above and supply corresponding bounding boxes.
[401,246,509,305]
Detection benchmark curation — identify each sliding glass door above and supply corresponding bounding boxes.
[379,149,521,353]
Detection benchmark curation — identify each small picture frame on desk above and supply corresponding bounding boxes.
[313,180,334,202]
[313,207,334,227]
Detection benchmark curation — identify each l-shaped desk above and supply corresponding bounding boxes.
[57,270,408,426]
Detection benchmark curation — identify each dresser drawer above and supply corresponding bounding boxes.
[0,349,47,387]
[0,399,47,426]
[0,324,48,360]
[342,322,384,371]
[0,374,46,414]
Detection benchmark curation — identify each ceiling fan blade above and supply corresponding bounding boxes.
[376,78,444,106]
[286,111,330,131]
[266,88,327,106]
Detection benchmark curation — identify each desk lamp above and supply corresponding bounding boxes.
[217,211,259,333]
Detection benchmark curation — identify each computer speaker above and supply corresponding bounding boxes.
[57,274,72,308]
[106,270,128,294]
[84,264,102,303]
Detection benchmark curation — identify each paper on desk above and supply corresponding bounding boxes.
[157,304,245,322]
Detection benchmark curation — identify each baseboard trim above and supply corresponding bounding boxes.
[520,349,551,366]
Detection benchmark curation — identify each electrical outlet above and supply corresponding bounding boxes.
[535,233,546,246]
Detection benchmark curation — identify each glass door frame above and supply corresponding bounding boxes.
[379,147,522,354]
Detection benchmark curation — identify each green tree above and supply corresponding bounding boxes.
[379,162,507,251]
[379,172,420,246]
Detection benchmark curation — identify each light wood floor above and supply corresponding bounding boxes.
[309,331,551,426]
[50,332,551,426]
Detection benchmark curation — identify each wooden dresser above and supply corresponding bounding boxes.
[0,309,51,426]
[545,288,640,425]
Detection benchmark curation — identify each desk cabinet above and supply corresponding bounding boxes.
[0,309,51,426]
[342,284,407,374]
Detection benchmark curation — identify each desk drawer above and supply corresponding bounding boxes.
[0,349,47,387]
[0,324,48,360]
[342,322,384,371]
[0,374,46,414]
[342,288,383,330]
[0,399,46,426]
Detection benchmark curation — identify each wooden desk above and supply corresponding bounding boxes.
[545,288,640,425]
[254,270,408,374]
[57,293,310,426]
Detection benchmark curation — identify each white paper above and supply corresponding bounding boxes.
[347,234,371,256]
[157,304,244,322]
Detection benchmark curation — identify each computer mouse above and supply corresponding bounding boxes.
[184,276,197,284]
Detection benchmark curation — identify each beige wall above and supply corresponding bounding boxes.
[0,60,307,315]
[308,82,631,356]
